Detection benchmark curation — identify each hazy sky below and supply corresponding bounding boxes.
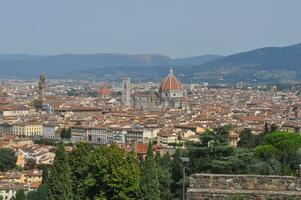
[1,0,301,57]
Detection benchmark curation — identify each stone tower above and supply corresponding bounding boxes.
[39,74,46,102]
[122,77,131,107]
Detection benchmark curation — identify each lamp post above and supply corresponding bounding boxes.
[180,157,190,200]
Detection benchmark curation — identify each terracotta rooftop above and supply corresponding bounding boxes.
[160,69,182,92]
[98,88,112,96]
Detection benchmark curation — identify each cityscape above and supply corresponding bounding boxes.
[1,1,301,200]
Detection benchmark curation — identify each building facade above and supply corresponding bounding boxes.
[90,127,108,144]
[122,77,131,107]
[12,122,43,136]
[159,69,184,108]
[42,123,59,139]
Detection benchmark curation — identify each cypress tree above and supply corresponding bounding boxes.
[14,190,26,200]
[140,142,160,200]
[48,142,72,200]
[156,153,173,200]
[171,149,184,199]
[27,184,49,200]
[42,167,49,184]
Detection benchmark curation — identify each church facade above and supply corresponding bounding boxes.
[159,69,184,108]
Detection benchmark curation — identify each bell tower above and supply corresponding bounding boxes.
[39,74,46,103]
[122,77,131,107]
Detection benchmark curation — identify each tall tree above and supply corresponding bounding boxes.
[48,142,72,200]
[94,145,140,200]
[14,190,27,200]
[270,123,278,133]
[237,128,256,148]
[68,142,94,200]
[60,128,71,139]
[69,143,140,200]
[0,148,17,171]
[156,153,172,200]
[27,184,49,200]
[256,131,301,175]
[170,149,184,199]
[140,142,160,200]
[42,167,49,184]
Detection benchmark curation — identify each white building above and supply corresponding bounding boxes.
[143,128,160,143]
[71,127,89,142]
[126,128,144,143]
[91,127,108,144]
[42,123,59,139]
[0,184,27,200]
[0,105,29,121]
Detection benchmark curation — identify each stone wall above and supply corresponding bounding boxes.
[187,174,301,200]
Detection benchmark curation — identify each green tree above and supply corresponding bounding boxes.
[170,149,184,199]
[256,131,301,175]
[140,142,160,200]
[60,128,71,139]
[27,184,49,200]
[213,125,233,143]
[68,142,94,200]
[0,148,17,171]
[237,128,255,148]
[69,143,140,200]
[14,190,27,200]
[42,167,49,184]
[187,130,234,174]
[186,128,269,175]
[229,194,245,200]
[156,153,172,200]
[48,142,72,200]
[270,123,278,132]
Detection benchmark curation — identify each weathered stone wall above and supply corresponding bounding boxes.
[187,174,301,200]
[189,174,300,191]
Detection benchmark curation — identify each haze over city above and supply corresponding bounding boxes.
[1,1,301,200]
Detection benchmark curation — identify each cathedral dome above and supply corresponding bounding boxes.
[159,69,182,92]
[98,87,112,96]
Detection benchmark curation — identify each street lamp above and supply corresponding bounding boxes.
[180,157,190,200]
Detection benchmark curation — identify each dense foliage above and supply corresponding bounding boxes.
[60,128,72,139]
[27,184,49,200]
[18,126,301,200]
[140,142,160,200]
[69,143,141,200]
[0,148,17,171]
[186,127,301,176]
[12,190,27,200]
[48,142,73,200]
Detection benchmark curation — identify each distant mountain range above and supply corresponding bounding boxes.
[188,43,301,84]
[1,42,301,84]
[0,53,222,78]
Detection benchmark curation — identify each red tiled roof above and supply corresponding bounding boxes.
[136,144,147,153]
[160,69,182,92]
[98,88,112,96]
[29,182,41,189]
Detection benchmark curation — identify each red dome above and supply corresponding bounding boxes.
[160,69,182,92]
[98,88,112,96]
